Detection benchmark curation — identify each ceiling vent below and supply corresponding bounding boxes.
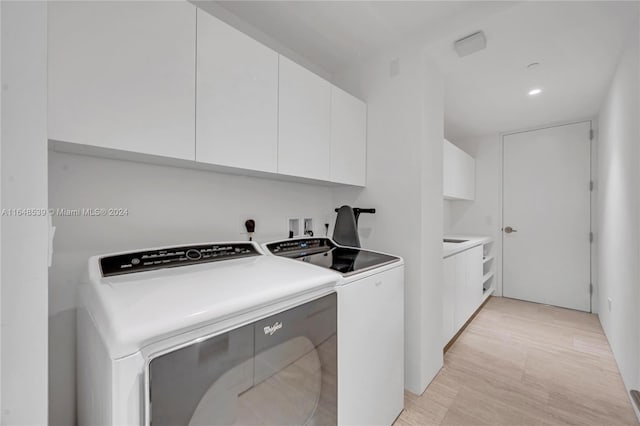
[454,31,486,57]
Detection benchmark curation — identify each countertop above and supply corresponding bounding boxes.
[443,235,493,258]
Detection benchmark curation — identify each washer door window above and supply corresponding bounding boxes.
[147,293,337,426]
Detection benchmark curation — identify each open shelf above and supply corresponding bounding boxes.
[482,240,495,258]
[482,238,495,296]
[481,285,495,303]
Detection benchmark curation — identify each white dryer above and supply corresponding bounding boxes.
[77,241,340,426]
[263,237,405,426]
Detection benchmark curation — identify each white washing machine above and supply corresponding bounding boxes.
[77,241,341,426]
[263,237,405,426]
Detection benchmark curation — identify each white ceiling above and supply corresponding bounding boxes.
[211,1,638,140]
[213,1,517,75]
[429,1,639,140]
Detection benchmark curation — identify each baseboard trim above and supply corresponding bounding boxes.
[444,296,493,354]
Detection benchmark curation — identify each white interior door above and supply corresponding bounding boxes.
[503,122,591,312]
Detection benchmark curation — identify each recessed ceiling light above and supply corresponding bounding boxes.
[528,88,542,96]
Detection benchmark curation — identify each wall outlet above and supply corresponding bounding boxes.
[607,297,613,312]
[303,218,313,236]
[288,218,300,237]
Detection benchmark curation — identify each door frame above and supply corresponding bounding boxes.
[499,119,595,312]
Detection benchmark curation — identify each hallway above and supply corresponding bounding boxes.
[397,297,639,426]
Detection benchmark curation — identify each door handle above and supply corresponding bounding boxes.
[504,226,517,234]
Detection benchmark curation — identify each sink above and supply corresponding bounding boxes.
[443,238,468,244]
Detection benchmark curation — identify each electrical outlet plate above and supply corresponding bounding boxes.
[288,218,300,237]
[303,218,313,236]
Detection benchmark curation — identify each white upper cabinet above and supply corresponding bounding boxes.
[196,11,278,172]
[49,4,367,185]
[278,56,331,181]
[330,86,367,186]
[443,139,475,200]
[48,1,197,160]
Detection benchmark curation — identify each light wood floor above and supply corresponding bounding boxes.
[396,296,639,426]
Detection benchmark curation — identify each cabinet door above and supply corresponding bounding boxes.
[443,256,457,345]
[278,56,331,181]
[338,266,404,425]
[196,11,278,172]
[466,245,484,318]
[330,86,366,186]
[443,139,475,200]
[453,252,468,331]
[48,2,196,160]
[451,247,484,334]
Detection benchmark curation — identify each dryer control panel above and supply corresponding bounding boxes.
[100,243,259,277]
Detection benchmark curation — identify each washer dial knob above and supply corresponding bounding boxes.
[186,249,202,260]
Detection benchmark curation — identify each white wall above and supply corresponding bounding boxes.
[0,3,3,416]
[1,2,49,424]
[596,20,640,418]
[0,3,3,418]
[418,57,446,393]
[446,135,503,295]
[332,44,444,395]
[443,200,452,234]
[48,151,336,425]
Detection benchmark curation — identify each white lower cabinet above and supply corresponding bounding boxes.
[443,256,457,345]
[443,246,484,346]
[338,266,404,425]
[460,246,483,329]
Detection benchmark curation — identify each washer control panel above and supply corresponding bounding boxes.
[266,238,333,258]
[100,243,259,277]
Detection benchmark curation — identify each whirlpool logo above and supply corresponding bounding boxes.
[263,321,283,336]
